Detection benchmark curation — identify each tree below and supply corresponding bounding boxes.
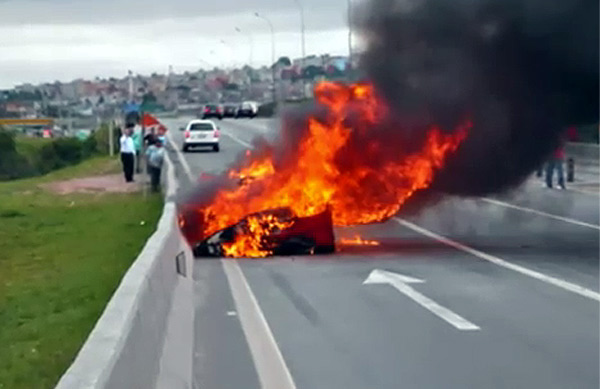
[224,83,239,91]
[142,91,157,105]
[275,56,291,67]
[303,65,324,79]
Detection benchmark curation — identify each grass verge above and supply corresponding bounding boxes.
[0,156,163,389]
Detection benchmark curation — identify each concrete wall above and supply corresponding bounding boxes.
[55,153,194,389]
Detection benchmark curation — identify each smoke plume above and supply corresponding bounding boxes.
[357,0,599,196]
[180,0,599,237]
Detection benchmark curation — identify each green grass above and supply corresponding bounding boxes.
[0,157,163,389]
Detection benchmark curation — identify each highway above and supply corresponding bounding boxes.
[161,116,599,389]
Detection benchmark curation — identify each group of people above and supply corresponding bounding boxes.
[119,122,166,192]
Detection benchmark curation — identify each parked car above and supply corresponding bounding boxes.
[223,104,238,118]
[182,120,220,152]
[236,101,258,118]
[202,104,224,120]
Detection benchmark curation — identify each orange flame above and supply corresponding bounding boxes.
[222,213,293,258]
[196,81,469,257]
[339,236,381,246]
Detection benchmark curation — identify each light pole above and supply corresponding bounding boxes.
[347,0,353,72]
[254,12,276,102]
[235,27,254,67]
[293,0,306,98]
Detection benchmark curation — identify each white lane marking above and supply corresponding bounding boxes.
[166,130,195,180]
[481,197,600,231]
[394,218,600,302]
[222,260,297,389]
[365,269,425,284]
[226,310,238,317]
[221,129,254,149]
[175,137,296,389]
[364,269,480,331]
[568,187,600,197]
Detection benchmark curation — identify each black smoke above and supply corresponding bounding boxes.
[356,0,599,196]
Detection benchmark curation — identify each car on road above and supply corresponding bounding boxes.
[201,104,224,120]
[182,120,220,152]
[236,101,258,118]
[223,104,238,118]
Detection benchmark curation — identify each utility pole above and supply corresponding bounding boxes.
[347,0,353,72]
[128,70,134,102]
[255,12,276,103]
[108,107,114,157]
[293,0,307,98]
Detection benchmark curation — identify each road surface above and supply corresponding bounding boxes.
[161,116,599,389]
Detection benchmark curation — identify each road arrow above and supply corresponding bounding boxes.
[363,269,480,331]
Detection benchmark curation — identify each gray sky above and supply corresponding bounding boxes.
[0,0,353,88]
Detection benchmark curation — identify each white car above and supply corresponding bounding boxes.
[182,120,220,152]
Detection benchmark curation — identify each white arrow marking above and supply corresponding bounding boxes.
[364,269,480,331]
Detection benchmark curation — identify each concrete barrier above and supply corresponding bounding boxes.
[566,142,599,181]
[566,142,600,161]
[55,153,194,389]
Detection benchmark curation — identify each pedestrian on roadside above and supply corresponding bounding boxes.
[144,133,156,175]
[120,125,136,183]
[536,164,544,178]
[545,141,566,189]
[145,137,165,192]
[132,123,143,173]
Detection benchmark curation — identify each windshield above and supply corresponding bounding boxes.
[189,122,214,131]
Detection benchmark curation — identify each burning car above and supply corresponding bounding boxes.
[178,82,468,258]
[186,207,335,258]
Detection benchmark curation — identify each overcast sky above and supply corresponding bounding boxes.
[0,0,355,88]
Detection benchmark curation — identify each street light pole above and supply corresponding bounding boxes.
[235,27,254,67]
[347,0,353,72]
[293,0,306,98]
[255,12,276,103]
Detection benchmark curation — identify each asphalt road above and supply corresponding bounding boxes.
[161,116,599,389]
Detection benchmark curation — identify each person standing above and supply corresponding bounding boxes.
[132,123,143,173]
[145,137,165,192]
[120,125,136,183]
[545,142,566,189]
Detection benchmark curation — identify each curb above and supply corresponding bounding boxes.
[55,153,194,389]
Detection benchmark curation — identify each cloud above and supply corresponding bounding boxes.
[0,0,348,28]
[0,0,353,87]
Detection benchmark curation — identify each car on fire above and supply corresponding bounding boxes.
[178,174,336,258]
[182,120,220,152]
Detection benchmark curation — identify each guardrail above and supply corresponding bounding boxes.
[566,142,599,182]
[55,153,194,389]
[567,142,600,161]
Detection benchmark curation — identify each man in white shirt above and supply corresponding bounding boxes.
[120,125,136,182]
